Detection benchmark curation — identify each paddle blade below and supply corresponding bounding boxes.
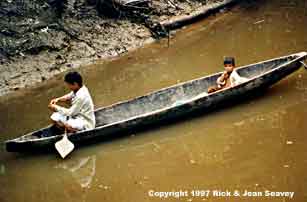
[55,135,75,159]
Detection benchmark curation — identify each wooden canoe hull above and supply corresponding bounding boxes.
[5,52,307,152]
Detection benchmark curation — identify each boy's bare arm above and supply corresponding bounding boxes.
[217,72,227,86]
[50,92,72,104]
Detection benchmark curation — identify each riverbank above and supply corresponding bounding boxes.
[0,0,238,97]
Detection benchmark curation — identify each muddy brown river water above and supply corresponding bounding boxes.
[1,0,307,201]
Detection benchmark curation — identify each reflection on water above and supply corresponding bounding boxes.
[55,156,96,189]
[1,0,307,201]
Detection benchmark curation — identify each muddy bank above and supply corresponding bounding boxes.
[0,0,237,96]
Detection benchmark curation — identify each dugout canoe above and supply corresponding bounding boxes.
[5,52,307,152]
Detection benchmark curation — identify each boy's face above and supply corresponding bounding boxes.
[65,82,79,91]
[224,64,234,73]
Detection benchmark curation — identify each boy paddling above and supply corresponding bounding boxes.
[48,71,96,133]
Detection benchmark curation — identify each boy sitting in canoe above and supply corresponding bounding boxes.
[208,57,249,93]
[48,71,96,133]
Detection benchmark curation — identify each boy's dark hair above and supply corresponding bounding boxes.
[64,71,83,86]
[224,57,235,66]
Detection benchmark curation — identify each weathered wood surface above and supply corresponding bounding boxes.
[115,0,149,6]
[159,0,239,30]
[146,0,239,38]
[98,0,150,12]
[5,52,307,152]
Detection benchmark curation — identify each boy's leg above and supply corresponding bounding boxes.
[50,112,85,133]
[50,112,67,129]
[63,123,78,133]
[208,86,221,93]
[65,118,85,133]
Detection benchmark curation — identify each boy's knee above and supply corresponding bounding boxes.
[50,112,67,123]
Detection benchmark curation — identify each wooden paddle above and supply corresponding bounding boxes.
[55,128,75,159]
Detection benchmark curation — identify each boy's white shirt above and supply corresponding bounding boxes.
[54,85,96,130]
[230,70,249,86]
